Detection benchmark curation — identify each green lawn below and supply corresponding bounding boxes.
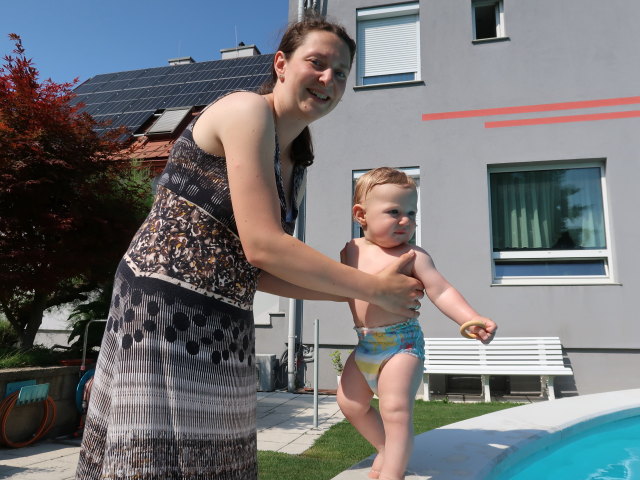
[258,399,520,480]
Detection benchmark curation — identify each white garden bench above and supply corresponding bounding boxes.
[423,337,574,402]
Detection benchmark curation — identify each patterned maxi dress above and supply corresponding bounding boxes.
[76,103,306,480]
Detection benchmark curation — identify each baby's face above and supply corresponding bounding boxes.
[360,183,417,248]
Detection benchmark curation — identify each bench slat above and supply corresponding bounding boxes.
[427,360,565,364]
[426,352,565,357]
[426,346,563,350]
[426,340,562,345]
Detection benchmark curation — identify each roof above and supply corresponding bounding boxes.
[72,54,274,136]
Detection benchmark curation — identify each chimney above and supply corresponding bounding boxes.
[168,56,196,66]
[220,42,262,60]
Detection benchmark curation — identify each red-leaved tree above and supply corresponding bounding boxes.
[0,34,151,347]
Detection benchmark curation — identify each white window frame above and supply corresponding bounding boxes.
[352,167,421,246]
[146,107,192,135]
[488,161,615,286]
[472,0,506,41]
[356,2,420,87]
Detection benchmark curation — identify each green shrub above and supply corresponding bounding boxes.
[0,320,19,347]
[0,345,70,369]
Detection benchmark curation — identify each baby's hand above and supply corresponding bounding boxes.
[463,317,497,344]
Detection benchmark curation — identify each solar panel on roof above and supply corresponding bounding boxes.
[75,53,273,135]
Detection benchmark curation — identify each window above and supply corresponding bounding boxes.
[356,3,420,86]
[352,167,421,246]
[472,0,505,41]
[146,107,192,135]
[489,162,612,284]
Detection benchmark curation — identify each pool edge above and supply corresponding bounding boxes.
[330,388,640,480]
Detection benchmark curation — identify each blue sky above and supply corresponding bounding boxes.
[1,0,290,85]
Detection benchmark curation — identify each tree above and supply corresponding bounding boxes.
[0,34,152,347]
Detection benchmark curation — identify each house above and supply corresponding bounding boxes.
[251,0,640,397]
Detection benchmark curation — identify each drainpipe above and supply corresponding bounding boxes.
[287,196,306,392]
[287,296,297,392]
[298,0,304,21]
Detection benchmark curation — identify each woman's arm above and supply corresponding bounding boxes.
[194,92,422,317]
[257,271,347,301]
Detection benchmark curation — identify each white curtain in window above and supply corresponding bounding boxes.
[491,168,605,250]
[357,15,418,79]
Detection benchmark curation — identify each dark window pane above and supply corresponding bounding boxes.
[495,260,606,277]
[475,5,498,39]
[362,72,415,85]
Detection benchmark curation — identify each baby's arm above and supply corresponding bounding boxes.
[412,248,496,342]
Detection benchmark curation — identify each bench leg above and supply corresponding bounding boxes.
[541,375,556,400]
[423,374,431,401]
[481,375,491,402]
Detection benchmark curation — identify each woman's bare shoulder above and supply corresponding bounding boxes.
[193,92,273,155]
[199,91,272,126]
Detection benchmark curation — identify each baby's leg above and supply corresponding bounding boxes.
[337,351,385,477]
[376,353,423,480]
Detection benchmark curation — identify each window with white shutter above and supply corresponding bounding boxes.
[356,3,420,86]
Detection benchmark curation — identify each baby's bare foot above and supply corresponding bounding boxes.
[368,453,384,479]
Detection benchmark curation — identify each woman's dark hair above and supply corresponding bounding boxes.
[258,14,356,167]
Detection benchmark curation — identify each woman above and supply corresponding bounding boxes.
[76,15,423,480]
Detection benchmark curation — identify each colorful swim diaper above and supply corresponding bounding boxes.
[353,318,425,395]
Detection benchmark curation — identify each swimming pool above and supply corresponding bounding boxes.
[488,409,640,480]
[331,388,640,480]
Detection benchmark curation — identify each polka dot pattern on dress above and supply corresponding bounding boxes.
[105,277,254,364]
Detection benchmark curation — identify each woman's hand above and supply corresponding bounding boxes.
[373,251,425,317]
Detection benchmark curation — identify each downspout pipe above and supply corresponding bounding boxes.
[287,196,306,392]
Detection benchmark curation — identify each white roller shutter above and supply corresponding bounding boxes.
[147,107,192,135]
[357,11,419,84]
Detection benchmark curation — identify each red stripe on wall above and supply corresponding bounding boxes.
[484,110,640,128]
[422,96,640,121]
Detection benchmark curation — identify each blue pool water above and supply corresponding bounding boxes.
[493,414,640,480]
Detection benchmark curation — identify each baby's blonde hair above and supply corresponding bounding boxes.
[353,167,416,205]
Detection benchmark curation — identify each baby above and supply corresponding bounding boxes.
[337,167,497,480]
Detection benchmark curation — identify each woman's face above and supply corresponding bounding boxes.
[277,30,352,122]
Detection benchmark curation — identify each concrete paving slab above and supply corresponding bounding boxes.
[263,426,311,436]
[258,430,304,443]
[0,466,23,480]
[1,445,79,468]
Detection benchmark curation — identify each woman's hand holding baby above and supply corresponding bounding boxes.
[373,251,424,319]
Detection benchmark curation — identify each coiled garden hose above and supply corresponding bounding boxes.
[0,391,57,448]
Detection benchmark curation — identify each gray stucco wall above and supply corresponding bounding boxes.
[256,0,640,395]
